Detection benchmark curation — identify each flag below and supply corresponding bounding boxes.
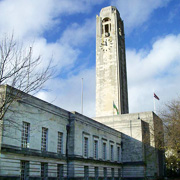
[154,93,160,100]
[113,101,119,115]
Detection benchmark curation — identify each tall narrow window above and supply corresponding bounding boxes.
[20,161,29,180]
[84,166,89,180]
[111,168,114,180]
[104,167,107,180]
[118,168,121,179]
[105,24,109,34]
[57,164,63,180]
[110,145,114,161]
[41,127,48,151]
[94,140,98,159]
[21,122,30,148]
[103,142,106,160]
[41,163,48,180]
[117,146,121,162]
[57,132,63,154]
[95,167,99,180]
[84,137,88,157]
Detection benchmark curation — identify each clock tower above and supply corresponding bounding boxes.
[96,6,129,117]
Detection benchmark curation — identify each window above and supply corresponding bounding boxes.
[104,167,107,180]
[84,166,89,180]
[84,137,88,157]
[94,140,98,159]
[95,167,99,180]
[102,18,111,36]
[117,146,121,162]
[57,164,63,180]
[21,122,30,148]
[57,132,63,154]
[41,163,48,180]
[20,161,29,180]
[118,168,121,179]
[105,24,109,33]
[111,168,114,180]
[102,18,111,23]
[110,145,114,161]
[103,142,106,160]
[41,127,48,151]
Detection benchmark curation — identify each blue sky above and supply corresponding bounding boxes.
[0,0,180,117]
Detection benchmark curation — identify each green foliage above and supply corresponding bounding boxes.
[166,155,180,177]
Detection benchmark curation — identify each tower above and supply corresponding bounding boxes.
[96,6,129,117]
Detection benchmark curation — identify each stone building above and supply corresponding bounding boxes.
[96,6,128,117]
[0,85,122,179]
[0,6,164,180]
[95,6,164,179]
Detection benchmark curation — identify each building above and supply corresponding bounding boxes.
[95,6,164,179]
[0,85,122,179]
[96,6,128,117]
[0,6,164,180]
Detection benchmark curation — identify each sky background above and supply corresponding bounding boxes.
[0,0,180,117]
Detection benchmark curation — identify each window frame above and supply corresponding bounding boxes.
[103,167,107,180]
[117,145,121,162]
[84,166,89,180]
[84,137,88,157]
[111,168,114,180]
[21,121,30,148]
[83,133,90,158]
[41,162,48,180]
[94,139,98,159]
[20,161,29,180]
[110,144,114,161]
[57,132,63,154]
[102,142,107,160]
[118,168,121,179]
[57,164,63,180]
[95,167,99,180]
[41,127,48,151]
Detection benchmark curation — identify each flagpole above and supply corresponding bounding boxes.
[153,93,156,113]
[81,78,83,115]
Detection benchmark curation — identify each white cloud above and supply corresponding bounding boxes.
[0,0,58,38]
[127,34,180,113]
[0,0,104,39]
[0,0,99,79]
[31,38,80,72]
[111,0,170,32]
[36,68,96,117]
[1,0,179,118]
[60,18,96,47]
[37,34,180,117]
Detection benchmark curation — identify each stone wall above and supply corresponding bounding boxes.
[94,111,165,178]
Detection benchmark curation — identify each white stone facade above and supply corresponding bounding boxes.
[0,85,122,179]
[95,112,165,178]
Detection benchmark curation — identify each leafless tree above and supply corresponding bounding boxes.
[0,34,53,129]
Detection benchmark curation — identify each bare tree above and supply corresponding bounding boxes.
[0,34,52,121]
[160,99,180,176]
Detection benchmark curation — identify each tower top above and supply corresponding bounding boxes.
[99,6,120,16]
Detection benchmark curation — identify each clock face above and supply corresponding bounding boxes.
[105,32,109,37]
